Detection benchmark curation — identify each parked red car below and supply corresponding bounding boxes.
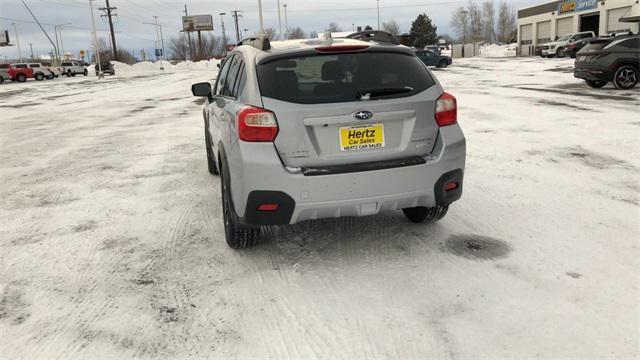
[8,63,50,82]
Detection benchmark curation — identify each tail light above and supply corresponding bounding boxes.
[435,92,457,127]
[237,106,279,142]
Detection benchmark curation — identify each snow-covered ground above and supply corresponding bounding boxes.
[1,57,639,359]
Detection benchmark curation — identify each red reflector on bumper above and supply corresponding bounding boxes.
[444,182,458,191]
[257,203,279,212]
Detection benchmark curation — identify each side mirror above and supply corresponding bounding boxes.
[192,82,211,97]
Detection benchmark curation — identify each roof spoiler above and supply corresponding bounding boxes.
[346,30,400,45]
[237,35,271,51]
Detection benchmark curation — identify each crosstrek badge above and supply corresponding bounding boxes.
[339,124,385,151]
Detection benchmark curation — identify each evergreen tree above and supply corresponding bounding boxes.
[409,14,438,49]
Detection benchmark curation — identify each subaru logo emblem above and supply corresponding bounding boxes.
[355,111,373,120]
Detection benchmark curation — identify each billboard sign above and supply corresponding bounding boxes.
[182,15,214,32]
[557,0,597,15]
[0,30,10,46]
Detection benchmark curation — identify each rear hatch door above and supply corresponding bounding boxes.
[258,49,442,169]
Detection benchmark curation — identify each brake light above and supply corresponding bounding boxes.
[435,92,457,127]
[237,106,279,142]
[315,45,369,53]
[257,203,279,212]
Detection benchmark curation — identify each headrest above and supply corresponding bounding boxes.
[321,61,345,81]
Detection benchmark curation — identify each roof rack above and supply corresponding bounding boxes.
[346,30,400,45]
[237,35,271,51]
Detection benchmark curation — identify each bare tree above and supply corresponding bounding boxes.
[326,22,342,32]
[382,20,400,36]
[287,26,306,39]
[309,31,318,39]
[169,34,189,61]
[482,1,496,42]
[94,37,137,64]
[450,6,470,42]
[496,1,516,43]
[264,27,277,40]
[468,1,483,42]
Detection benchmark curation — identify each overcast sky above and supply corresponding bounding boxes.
[0,0,539,60]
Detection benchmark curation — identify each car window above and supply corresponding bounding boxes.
[15,64,27,68]
[214,56,233,96]
[29,64,40,68]
[233,62,247,98]
[257,51,435,104]
[0,64,9,69]
[619,38,639,50]
[61,62,71,66]
[222,55,242,97]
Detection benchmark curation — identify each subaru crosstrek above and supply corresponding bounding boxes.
[192,32,466,248]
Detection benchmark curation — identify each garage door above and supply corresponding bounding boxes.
[607,7,632,32]
[537,21,551,43]
[556,16,574,37]
[520,24,533,44]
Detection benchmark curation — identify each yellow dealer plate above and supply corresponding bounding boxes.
[339,124,385,151]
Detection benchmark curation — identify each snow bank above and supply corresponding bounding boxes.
[88,59,222,75]
[479,44,517,57]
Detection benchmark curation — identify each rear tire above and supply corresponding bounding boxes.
[0,76,4,84]
[402,205,449,224]
[220,156,260,249]
[613,65,638,90]
[46,74,54,80]
[83,69,88,76]
[438,59,449,68]
[556,48,565,58]
[35,73,45,81]
[585,80,607,88]
[67,70,72,77]
[16,74,27,82]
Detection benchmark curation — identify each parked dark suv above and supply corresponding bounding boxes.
[97,61,115,75]
[574,35,639,89]
[415,49,452,68]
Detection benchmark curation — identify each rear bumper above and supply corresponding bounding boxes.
[573,65,613,82]
[231,124,466,225]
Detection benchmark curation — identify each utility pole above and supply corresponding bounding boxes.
[99,0,118,61]
[231,10,243,43]
[376,0,380,30]
[54,23,70,62]
[11,23,22,62]
[89,0,103,77]
[219,13,227,55]
[184,4,193,60]
[29,43,34,60]
[257,0,264,35]
[277,0,282,40]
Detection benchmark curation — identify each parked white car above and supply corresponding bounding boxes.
[61,61,88,77]
[541,31,596,58]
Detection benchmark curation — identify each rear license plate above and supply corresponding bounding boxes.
[340,124,385,151]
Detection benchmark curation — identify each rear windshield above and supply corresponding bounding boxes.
[581,40,608,52]
[62,62,72,66]
[257,52,435,104]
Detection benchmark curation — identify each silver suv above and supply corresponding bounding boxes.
[192,32,466,248]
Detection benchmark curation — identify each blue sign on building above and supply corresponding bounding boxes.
[557,0,598,15]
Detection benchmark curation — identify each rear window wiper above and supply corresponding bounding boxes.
[357,87,413,100]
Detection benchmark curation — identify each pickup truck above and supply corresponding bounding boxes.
[8,63,53,82]
[541,31,596,58]
[42,62,64,78]
[61,61,88,77]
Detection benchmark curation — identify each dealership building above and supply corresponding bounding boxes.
[517,0,640,55]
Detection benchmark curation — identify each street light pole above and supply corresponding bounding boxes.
[257,0,264,34]
[53,23,71,63]
[277,0,282,40]
[283,3,288,36]
[88,0,102,77]
[11,23,22,62]
[58,27,65,57]
[376,0,380,30]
